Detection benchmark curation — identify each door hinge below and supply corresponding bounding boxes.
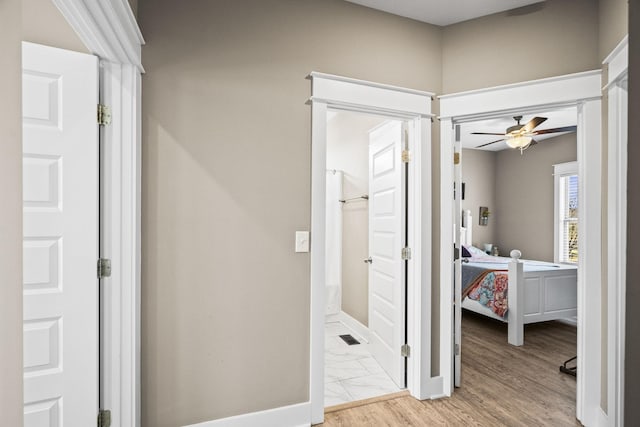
[401,247,412,260]
[401,344,411,358]
[97,258,112,279]
[402,149,411,163]
[98,104,112,126]
[98,409,111,427]
[454,246,460,261]
[455,343,460,356]
[454,152,460,165]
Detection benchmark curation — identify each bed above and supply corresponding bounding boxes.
[459,210,577,346]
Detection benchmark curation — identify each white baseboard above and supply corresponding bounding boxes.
[183,402,311,427]
[335,311,370,344]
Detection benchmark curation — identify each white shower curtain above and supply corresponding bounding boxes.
[325,170,343,316]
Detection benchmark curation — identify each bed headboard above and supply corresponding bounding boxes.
[460,209,473,247]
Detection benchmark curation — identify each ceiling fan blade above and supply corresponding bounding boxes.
[533,125,577,135]
[523,116,548,132]
[476,138,504,148]
[471,132,507,136]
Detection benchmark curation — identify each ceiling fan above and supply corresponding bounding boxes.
[472,115,577,153]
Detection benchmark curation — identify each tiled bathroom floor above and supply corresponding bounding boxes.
[324,321,402,407]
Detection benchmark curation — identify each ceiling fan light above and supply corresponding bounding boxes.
[506,135,532,149]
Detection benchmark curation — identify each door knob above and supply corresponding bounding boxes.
[364,257,373,264]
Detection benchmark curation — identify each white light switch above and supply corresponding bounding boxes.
[295,231,310,253]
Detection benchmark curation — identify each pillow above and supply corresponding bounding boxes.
[464,245,486,257]
[461,246,472,258]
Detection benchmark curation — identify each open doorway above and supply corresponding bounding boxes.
[308,72,434,424]
[439,70,603,425]
[324,110,408,407]
[453,107,580,422]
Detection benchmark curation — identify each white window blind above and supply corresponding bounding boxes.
[554,162,579,264]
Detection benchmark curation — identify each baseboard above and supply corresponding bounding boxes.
[183,402,311,427]
[415,376,445,400]
[336,311,370,343]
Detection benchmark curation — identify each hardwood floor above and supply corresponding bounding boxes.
[320,311,579,426]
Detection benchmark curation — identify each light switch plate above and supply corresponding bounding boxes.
[295,231,310,253]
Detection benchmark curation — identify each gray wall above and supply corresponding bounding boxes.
[625,0,638,423]
[327,112,387,327]
[495,133,577,262]
[23,0,88,53]
[442,0,600,93]
[461,149,497,248]
[0,1,23,425]
[138,1,442,425]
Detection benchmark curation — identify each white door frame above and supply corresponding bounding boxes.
[604,35,628,427]
[308,72,437,424]
[52,1,144,425]
[439,70,603,426]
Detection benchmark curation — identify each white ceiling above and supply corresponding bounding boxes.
[344,0,544,26]
[460,108,577,152]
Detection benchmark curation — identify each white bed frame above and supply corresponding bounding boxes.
[460,210,577,346]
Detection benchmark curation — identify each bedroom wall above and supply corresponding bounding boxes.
[137,1,442,425]
[22,0,88,53]
[625,2,639,423]
[441,0,600,94]
[0,0,23,425]
[461,149,496,249]
[326,111,387,327]
[494,133,577,262]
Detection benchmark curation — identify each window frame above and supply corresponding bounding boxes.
[554,161,579,264]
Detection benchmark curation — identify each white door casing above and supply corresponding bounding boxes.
[22,42,99,426]
[368,120,406,388]
[453,126,462,388]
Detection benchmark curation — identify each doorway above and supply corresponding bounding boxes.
[308,72,435,424]
[439,70,603,425]
[452,108,580,422]
[324,110,408,406]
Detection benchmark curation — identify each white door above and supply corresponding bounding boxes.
[22,42,99,426]
[367,120,406,388]
[453,125,463,387]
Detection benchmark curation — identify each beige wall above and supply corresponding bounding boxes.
[23,0,88,53]
[138,0,441,425]
[494,133,577,262]
[326,111,388,327]
[599,0,628,60]
[461,149,497,248]
[0,0,23,425]
[442,0,600,93]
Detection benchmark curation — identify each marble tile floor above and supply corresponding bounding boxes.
[324,321,402,407]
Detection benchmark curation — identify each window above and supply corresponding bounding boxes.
[554,162,578,264]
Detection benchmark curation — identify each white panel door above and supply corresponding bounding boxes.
[22,42,99,427]
[367,120,406,388]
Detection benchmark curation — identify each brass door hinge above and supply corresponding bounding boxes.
[402,149,411,163]
[97,258,112,279]
[98,409,111,427]
[98,104,112,126]
[401,344,411,358]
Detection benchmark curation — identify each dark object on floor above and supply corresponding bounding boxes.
[339,334,360,346]
[560,356,577,377]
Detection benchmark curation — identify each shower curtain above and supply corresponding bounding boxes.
[325,170,343,316]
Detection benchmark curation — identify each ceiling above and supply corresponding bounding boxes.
[460,108,577,152]
[343,0,544,26]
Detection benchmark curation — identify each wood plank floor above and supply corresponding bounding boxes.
[320,311,579,426]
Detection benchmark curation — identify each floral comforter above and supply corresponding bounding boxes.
[465,270,509,318]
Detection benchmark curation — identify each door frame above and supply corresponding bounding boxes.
[439,70,603,425]
[604,35,628,427]
[52,1,144,425]
[308,72,436,424]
